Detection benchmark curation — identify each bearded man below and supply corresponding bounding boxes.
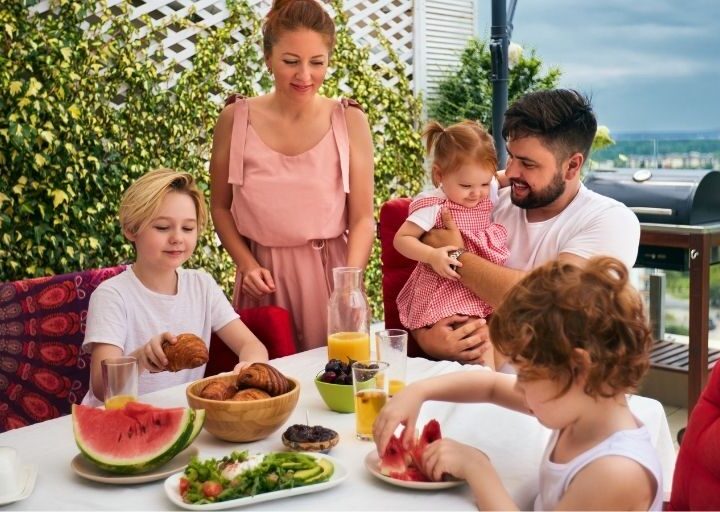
[416,89,640,364]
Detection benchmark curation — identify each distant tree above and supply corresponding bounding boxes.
[427,38,561,128]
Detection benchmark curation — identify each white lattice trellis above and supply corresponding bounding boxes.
[31,0,417,94]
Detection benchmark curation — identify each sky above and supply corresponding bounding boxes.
[485,0,720,134]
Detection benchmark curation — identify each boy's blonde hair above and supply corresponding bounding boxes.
[119,168,208,236]
[489,256,652,399]
[423,120,498,187]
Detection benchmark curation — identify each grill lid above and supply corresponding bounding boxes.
[584,168,720,225]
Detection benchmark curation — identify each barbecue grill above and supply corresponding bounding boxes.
[584,167,720,412]
[584,168,720,270]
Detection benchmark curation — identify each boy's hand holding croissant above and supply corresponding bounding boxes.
[133,332,177,373]
[133,332,209,373]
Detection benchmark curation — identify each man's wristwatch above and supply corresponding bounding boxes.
[448,248,466,272]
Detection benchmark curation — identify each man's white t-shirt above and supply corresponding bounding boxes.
[493,183,640,271]
[81,266,239,406]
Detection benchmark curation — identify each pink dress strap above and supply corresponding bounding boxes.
[227,95,249,186]
[331,98,362,194]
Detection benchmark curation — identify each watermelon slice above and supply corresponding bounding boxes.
[379,419,443,482]
[182,408,206,450]
[72,403,197,474]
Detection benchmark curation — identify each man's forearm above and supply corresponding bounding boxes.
[456,253,526,308]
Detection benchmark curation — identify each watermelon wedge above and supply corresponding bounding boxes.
[72,403,197,474]
[379,419,443,482]
[182,409,206,450]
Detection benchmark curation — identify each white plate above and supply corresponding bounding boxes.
[71,445,199,485]
[364,450,465,490]
[163,452,348,510]
[0,464,37,505]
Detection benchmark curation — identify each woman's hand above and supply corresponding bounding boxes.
[132,332,176,373]
[242,267,276,300]
[421,438,489,482]
[372,384,426,456]
[427,246,462,280]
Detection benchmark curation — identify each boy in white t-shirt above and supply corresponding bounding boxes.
[82,168,268,406]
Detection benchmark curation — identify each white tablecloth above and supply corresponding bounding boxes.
[1,348,676,510]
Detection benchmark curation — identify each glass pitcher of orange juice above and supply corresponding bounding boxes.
[327,267,370,364]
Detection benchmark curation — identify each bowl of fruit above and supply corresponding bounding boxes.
[315,359,355,413]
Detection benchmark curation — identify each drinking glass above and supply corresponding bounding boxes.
[351,361,389,440]
[375,329,408,396]
[102,356,139,410]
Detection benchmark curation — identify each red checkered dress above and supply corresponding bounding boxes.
[396,195,509,330]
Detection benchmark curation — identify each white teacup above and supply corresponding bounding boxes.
[0,446,20,498]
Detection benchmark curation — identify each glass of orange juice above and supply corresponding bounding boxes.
[375,329,408,396]
[327,331,370,364]
[351,361,389,440]
[102,356,138,410]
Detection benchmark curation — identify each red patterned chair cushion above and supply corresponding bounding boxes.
[0,266,127,432]
[204,305,297,377]
[378,198,429,358]
[669,362,720,510]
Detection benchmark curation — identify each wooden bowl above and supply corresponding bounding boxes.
[186,373,300,442]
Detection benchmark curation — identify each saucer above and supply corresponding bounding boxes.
[0,464,38,506]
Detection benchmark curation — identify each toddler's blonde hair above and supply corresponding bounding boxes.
[119,168,208,236]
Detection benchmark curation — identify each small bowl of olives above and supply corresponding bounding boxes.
[314,359,355,413]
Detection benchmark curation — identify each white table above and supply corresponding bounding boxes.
[1,348,676,510]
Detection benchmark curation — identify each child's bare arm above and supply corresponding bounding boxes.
[394,220,462,280]
[88,343,124,401]
[556,456,656,510]
[215,318,269,372]
[374,370,529,455]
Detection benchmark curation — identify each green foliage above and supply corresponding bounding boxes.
[0,0,424,319]
[427,38,561,128]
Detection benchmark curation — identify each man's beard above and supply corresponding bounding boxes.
[510,168,565,209]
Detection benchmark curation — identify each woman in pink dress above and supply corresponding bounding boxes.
[394,120,509,369]
[210,0,375,352]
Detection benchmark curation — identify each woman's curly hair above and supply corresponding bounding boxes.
[489,256,652,398]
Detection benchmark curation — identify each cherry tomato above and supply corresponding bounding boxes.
[179,477,189,496]
[202,481,223,498]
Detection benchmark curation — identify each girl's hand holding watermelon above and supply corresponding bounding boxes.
[420,437,489,482]
[372,381,427,454]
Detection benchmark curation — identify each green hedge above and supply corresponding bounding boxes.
[0,0,425,319]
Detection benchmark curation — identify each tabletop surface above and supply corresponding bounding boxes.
[0,348,676,510]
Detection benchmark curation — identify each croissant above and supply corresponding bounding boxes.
[199,380,235,401]
[163,333,209,372]
[230,388,271,401]
[236,362,291,397]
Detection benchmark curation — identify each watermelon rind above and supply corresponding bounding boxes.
[182,409,206,450]
[72,404,195,475]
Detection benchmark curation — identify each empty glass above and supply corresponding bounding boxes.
[375,329,408,396]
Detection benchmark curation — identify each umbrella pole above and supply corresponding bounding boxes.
[490,0,517,170]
